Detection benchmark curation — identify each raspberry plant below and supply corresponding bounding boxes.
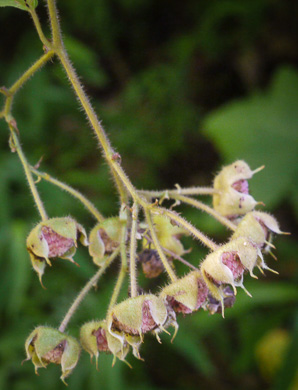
[0,0,290,385]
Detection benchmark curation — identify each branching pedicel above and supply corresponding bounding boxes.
[0,0,290,385]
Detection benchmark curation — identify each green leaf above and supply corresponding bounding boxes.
[203,66,298,210]
[0,0,38,11]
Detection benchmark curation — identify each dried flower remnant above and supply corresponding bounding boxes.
[138,249,166,278]
[213,160,264,218]
[89,217,122,266]
[24,326,80,384]
[206,286,236,315]
[26,217,88,285]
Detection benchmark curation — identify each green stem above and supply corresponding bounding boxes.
[129,203,139,298]
[173,194,236,231]
[138,186,217,200]
[10,128,48,221]
[3,51,54,119]
[29,6,51,48]
[46,0,141,204]
[107,223,128,312]
[30,167,104,222]
[144,208,177,282]
[46,0,63,47]
[159,207,219,251]
[58,249,119,333]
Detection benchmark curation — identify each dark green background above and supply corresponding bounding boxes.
[0,1,297,389]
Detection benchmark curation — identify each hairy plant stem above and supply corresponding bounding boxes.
[31,167,104,221]
[158,207,219,251]
[138,186,218,199]
[3,51,54,120]
[107,223,128,312]
[10,128,48,221]
[145,208,177,282]
[1,50,55,221]
[28,6,51,48]
[129,203,139,298]
[58,249,120,333]
[173,194,236,231]
[46,0,138,205]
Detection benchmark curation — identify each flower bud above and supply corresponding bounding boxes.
[213,160,262,218]
[24,326,80,384]
[138,249,166,278]
[80,320,130,368]
[144,214,188,257]
[26,217,88,286]
[89,217,122,266]
[108,294,169,343]
[160,271,208,315]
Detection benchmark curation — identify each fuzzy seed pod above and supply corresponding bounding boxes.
[108,295,169,344]
[80,320,130,368]
[138,249,166,278]
[24,326,80,384]
[213,160,262,218]
[26,217,88,286]
[144,214,188,257]
[200,238,262,315]
[89,218,122,266]
[233,211,284,250]
[160,271,208,315]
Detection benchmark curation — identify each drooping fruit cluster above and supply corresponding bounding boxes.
[23,161,287,383]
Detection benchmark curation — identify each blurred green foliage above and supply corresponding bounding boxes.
[0,0,297,389]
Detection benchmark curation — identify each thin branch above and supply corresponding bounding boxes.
[31,167,104,222]
[174,194,236,231]
[138,186,217,200]
[59,249,119,332]
[10,127,48,221]
[158,207,219,251]
[144,208,177,282]
[107,223,128,312]
[129,203,139,298]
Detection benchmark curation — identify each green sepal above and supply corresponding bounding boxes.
[28,251,46,288]
[26,224,49,260]
[89,218,121,266]
[160,271,204,311]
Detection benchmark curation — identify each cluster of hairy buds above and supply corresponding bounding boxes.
[23,161,288,383]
